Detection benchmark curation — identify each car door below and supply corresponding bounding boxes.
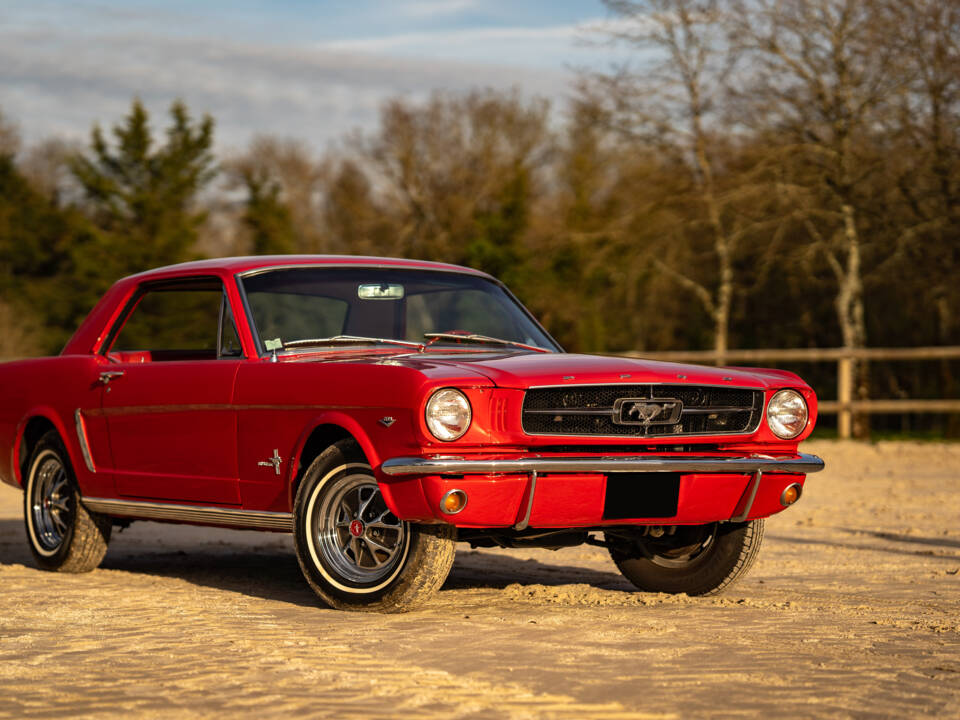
[99,277,243,505]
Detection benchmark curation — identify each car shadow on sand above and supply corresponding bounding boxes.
[836,527,960,550]
[768,532,960,560]
[0,518,631,608]
[0,518,32,565]
[447,549,629,591]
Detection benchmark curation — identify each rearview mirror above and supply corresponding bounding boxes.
[358,283,404,300]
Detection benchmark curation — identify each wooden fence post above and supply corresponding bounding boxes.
[837,355,853,439]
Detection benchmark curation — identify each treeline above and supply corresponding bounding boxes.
[0,0,957,435]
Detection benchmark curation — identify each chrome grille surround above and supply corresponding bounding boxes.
[521,384,764,438]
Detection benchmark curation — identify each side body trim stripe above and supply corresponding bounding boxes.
[82,497,293,531]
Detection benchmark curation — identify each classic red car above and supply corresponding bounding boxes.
[0,256,823,611]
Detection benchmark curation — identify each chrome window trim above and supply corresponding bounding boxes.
[235,262,494,280]
[81,497,293,531]
[233,272,264,357]
[98,275,228,359]
[236,266,563,358]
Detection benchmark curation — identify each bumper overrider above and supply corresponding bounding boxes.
[379,453,825,530]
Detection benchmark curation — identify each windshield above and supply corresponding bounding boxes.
[239,267,560,354]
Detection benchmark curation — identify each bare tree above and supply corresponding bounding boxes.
[587,0,779,363]
[734,0,910,436]
[360,89,552,274]
[318,156,398,257]
[883,0,960,431]
[886,0,960,339]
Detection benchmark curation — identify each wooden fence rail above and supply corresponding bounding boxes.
[616,346,960,439]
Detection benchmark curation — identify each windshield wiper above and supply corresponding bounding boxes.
[282,335,424,350]
[423,332,551,353]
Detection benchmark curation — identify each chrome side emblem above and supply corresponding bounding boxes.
[612,398,683,426]
[257,449,283,475]
[379,416,396,428]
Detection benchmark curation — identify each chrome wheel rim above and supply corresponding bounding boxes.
[649,525,717,568]
[30,454,72,552]
[314,474,407,585]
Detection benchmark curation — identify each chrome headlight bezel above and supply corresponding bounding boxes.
[425,388,472,442]
[766,389,809,439]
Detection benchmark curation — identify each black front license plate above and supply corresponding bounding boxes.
[602,473,680,519]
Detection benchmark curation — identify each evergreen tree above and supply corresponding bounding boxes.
[70,99,216,279]
[0,154,94,353]
[240,170,297,255]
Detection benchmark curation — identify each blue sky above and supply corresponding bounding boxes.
[1,0,626,152]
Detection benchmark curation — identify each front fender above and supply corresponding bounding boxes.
[286,411,384,509]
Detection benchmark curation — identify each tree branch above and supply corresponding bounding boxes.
[652,257,716,316]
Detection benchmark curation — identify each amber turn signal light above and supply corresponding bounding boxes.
[780,483,802,507]
[440,489,467,515]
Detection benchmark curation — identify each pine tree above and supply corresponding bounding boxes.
[70,99,216,278]
[240,170,297,255]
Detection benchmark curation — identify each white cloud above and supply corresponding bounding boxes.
[319,22,591,53]
[0,28,572,153]
[314,16,641,68]
[397,0,481,18]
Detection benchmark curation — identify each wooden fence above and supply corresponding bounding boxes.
[616,346,960,439]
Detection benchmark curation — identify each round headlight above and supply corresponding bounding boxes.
[766,389,809,439]
[425,389,472,441]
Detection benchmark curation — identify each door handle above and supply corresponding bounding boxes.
[99,370,125,384]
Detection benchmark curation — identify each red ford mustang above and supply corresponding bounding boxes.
[0,256,823,611]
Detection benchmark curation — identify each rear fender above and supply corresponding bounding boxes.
[14,407,76,487]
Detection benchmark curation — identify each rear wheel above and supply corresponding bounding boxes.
[293,440,455,612]
[606,520,764,596]
[24,430,111,572]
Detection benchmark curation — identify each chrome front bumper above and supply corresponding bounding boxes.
[380,453,825,476]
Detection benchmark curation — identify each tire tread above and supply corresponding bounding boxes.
[608,519,765,596]
[293,439,455,612]
[25,430,111,573]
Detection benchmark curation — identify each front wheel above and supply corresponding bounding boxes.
[293,440,455,612]
[606,520,764,596]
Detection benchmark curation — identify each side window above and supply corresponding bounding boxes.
[110,283,226,361]
[219,298,243,358]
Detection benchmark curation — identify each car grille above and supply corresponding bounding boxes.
[521,385,764,437]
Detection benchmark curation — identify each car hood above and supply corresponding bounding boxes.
[368,351,805,390]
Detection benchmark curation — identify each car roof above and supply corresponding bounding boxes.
[61,255,496,355]
[123,255,492,282]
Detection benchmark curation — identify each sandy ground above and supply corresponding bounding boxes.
[0,440,958,719]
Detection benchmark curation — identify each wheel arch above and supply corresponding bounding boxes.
[15,409,73,487]
[287,412,381,509]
